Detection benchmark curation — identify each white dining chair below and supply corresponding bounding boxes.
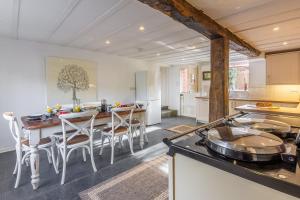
[99,106,135,164]
[2,112,58,188]
[57,110,98,185]
[127,102,149,148]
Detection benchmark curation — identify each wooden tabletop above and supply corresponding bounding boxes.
[21,109,145,130]
[235,105,300,117]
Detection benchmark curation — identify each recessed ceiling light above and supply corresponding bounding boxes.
[139,26,145,31]
[283,41,288,45]
[156,53,160,56]
[105,40,110,44]
[273,27,280,31]
[181,58,185,61]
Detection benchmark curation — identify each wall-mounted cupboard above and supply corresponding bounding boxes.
[266,52,300,85]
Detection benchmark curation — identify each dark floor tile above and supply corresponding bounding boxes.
[0,117,197,200]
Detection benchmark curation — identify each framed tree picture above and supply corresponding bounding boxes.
[202,71,211,80]
[46,57,97,106]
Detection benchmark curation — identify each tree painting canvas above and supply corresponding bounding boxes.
[46,57,97,106]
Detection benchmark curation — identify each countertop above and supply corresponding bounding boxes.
[169,135,300,198]
[195,96,300,104]
[236,105,300,117]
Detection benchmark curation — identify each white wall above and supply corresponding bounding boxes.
[0,37,149,152]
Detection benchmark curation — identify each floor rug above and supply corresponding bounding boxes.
[166,124,199,135]
[79,156,169,200]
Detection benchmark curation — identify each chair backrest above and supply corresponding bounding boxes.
[3,112,22,143]
[111,106,135,135]
[59,110,98,145]
[135,101,148,110]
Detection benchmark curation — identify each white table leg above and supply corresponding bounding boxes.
[139,126,144,149]
[29,129,41,190]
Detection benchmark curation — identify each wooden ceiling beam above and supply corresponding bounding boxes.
[137,0,261,57]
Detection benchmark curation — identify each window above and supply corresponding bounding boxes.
[229,61,249,91]
[180,66,198,93]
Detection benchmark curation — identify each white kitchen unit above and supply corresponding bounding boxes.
[170,154,298,200]
[136,70,161,125]
[195,97,209,123]
[266,52,300,85]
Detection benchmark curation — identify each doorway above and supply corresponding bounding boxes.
[179,65,199,117]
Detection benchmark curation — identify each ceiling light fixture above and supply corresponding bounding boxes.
[273,27,280,31]
[139,26,145,31]
[105,40,110,44]
[283,41,288,45]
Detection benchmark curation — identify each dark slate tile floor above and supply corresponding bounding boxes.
[0,117,198,200]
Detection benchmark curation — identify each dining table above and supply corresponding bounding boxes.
[21,108,146,190]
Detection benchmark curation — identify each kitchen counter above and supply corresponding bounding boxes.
[168,135,300,199]
[236,104,300,118]
[195,96,300,104]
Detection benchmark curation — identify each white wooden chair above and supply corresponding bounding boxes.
[2,112,58,188]
[127,102,149,148]
[99,106,135,164]
[57,110,98,185]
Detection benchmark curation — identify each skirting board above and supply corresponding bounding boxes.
[0,146,15,154]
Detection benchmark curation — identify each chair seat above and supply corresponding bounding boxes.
[102,126,128,135]
[126,119,141,125]
[60,135,89,145]
[21,137,51,146]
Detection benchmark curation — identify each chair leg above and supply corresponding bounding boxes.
[25,156,30,167]
[127,133,134,155]
[89,142,97,172]
[60,149,67,185]
[143,125,149,143]
[99,134,105,155]
[51,145,59,174]
[14,148,22,188]
[56,147,60,170]
[82,148,86,162]
[47,149,52,164]
[118,136,123,148]
[13,159,18,175]
[110,137,115,165]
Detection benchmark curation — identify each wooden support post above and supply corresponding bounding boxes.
[209,37,229,122]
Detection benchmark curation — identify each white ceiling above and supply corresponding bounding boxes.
[187,0,300,53]
[0,0,298,65]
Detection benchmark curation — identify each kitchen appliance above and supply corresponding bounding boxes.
[135,71,161,125]
[195,113,299,164]
[233,118,292,138]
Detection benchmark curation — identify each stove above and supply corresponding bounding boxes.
[163,111,300,198]
[194,112,300,164]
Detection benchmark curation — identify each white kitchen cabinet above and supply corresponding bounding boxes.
[170,154,299,200]
[266,52,300,85]
[195,98,209,123]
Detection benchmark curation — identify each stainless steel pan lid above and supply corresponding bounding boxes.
[206,126,286,162]
[233,118,291,133]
